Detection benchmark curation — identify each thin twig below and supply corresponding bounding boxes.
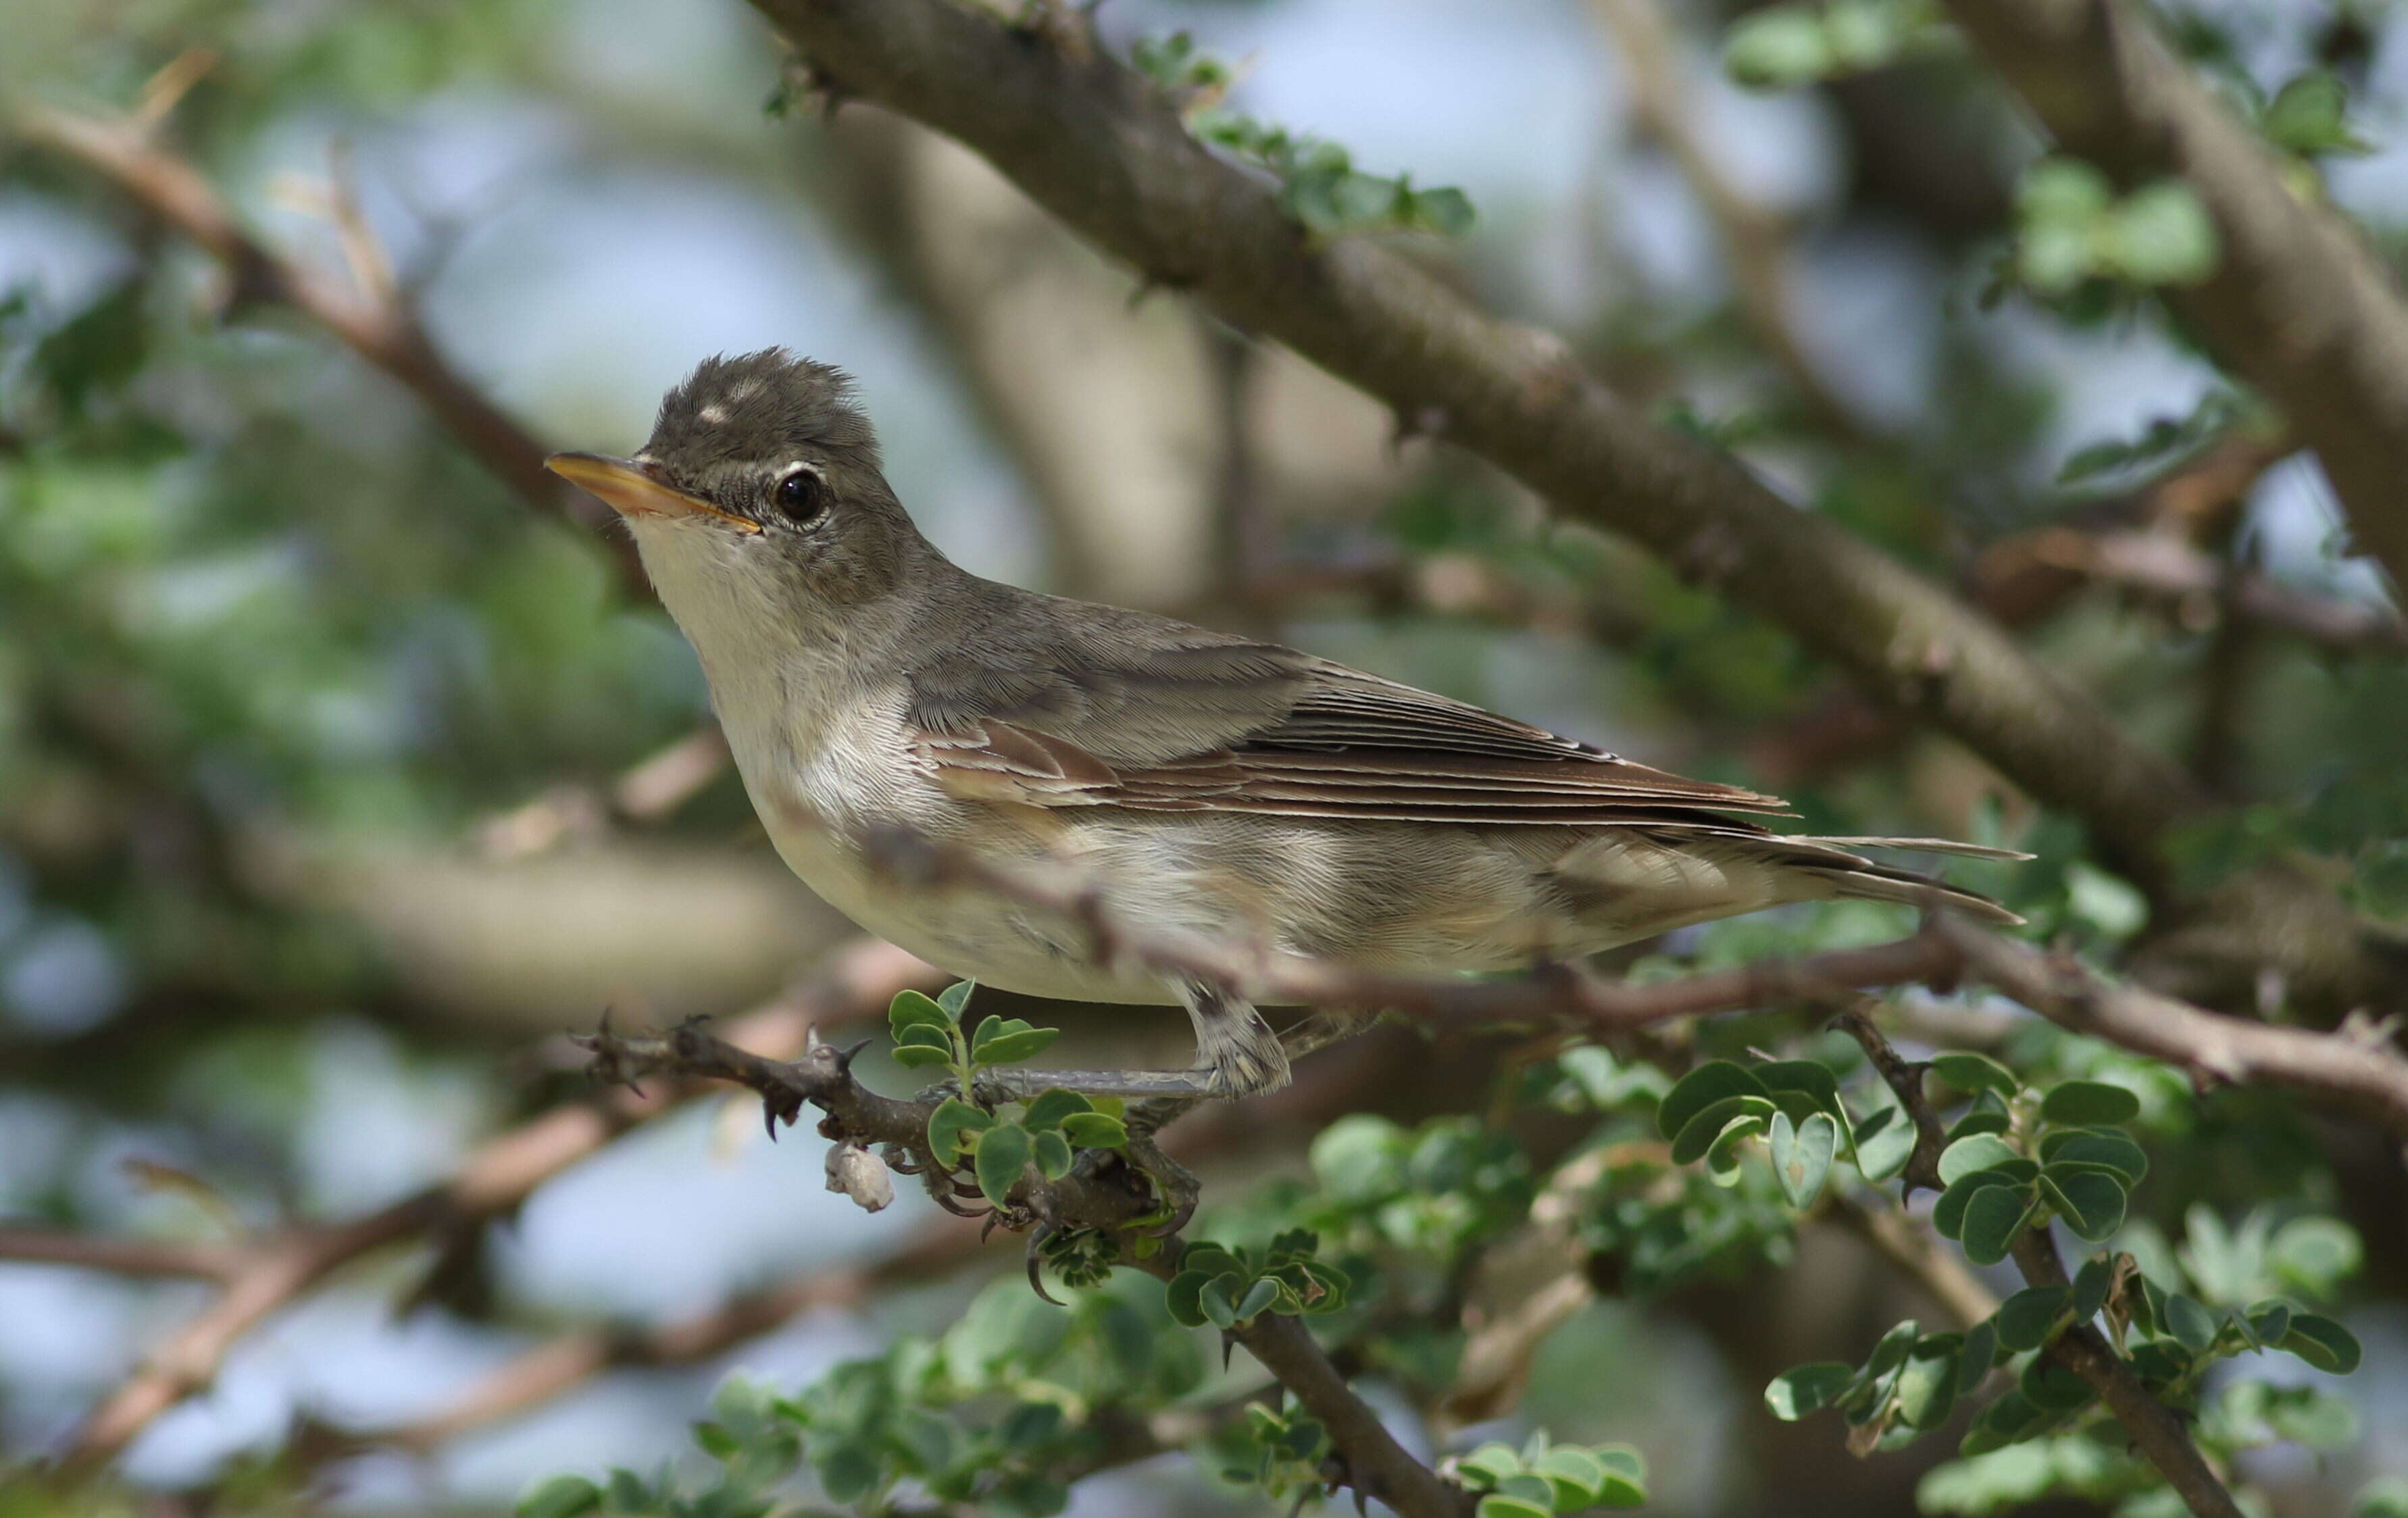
[1847,1009,2244,1518]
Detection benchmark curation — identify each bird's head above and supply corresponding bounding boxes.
[547,350,935,626]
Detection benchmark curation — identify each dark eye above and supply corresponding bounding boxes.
[773,467,826,524]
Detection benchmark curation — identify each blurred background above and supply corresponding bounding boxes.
[2,0,2405,1513]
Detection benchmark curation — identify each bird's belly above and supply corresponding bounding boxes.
[758,805,1184,1005]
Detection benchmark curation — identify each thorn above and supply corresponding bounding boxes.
[763,1099,781,1142]
[834,1036,873,1072]
[1221,1327,1240,1372]
[1026,1228,1065,1306]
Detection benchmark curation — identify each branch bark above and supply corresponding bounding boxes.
[1940,0,2408,595]
[748,0,2206,890]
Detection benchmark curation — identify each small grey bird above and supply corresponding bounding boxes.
[548,350,2015,1100]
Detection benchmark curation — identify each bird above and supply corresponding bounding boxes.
[547,349,2018,1103]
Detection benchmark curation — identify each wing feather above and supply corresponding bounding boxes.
[903,625,1786,827]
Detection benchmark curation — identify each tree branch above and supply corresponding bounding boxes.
[747,0,2207,890]
[1935,919,2408,1140]
[1940,0,2408,596]
[10,101,650,596]
[571,1013,1472,1517]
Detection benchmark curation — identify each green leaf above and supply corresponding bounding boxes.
[888,990,951,1036]
[2263,72,2369,157]
[1020,1088,1091,1131]
[1928,1052,2020,1098]
[2072,1255,2114,1323]
[1704,1111,1769,1181]
[1959,1390,2057,1457]
[1938,1133,2027,1187]
[1532,1446,1607,1507]
[2020,1355,2097,1413]
[936,980,976,1018]
[817,1443,882,1505]
[2038,1129,2149,1184]
[1864,1319,1922,1380]
[1961,1186,2036,1266]
[1957,1319,1997,1394]
[1724,5,1832,91]
[893,1022,953,1050]
[1409,186,1475,236]
[1765,1363,1855,1420]
[2019,158,2114,224]
[1671,1095,1776,1165]
[1032,1129,1074,1180]
[2038,1167,2127,1242]
[1310,1113,1405,1201]
[516,1475,602,1518]
[1593,1467,1647,1509]
[1995,1286,2070,1352]
[1060,1112,1128,1148]
[2164,1292,2220,1353]
[1657,1061,1772,1142]
[2269,1216,2361,1298]
[973,1021,1061,1066]
[1896,1341,1961,1430]
[1234,1276,1282,1322]
[1165,1270,1211,1327]
[1934,1170,2023,1240]
[1853,1103,1915,1182]
[975,1122,1034,1207]
[1200,1274,1243,1330]
[1755,1059,1845,1117]
[2281,1313,2363,1374]
[892,1043,956,1069]
[1945,1092,2012,1143]
[928,1097,993,1158]
[1771,1110,1838,1208]
[1457,1443,1524,1486]
[2039,1080,2140,1126]
[1475,1497,1553,1518]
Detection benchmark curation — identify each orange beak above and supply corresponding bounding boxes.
[544,452,760,534]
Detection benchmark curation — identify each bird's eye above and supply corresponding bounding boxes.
[772,467,826,524]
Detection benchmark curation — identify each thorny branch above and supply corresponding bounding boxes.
[1847,1007,2245,1518]
[3,940,935,1475]
[568,1015,1474,1518]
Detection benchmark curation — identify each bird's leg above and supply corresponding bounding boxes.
[1182,979,1292,1098]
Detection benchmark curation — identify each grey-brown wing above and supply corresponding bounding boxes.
[902,607,1787,825]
